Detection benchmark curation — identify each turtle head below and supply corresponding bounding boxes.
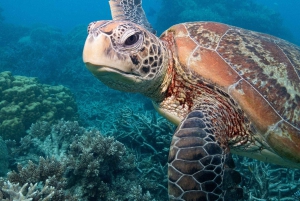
[83,20,170,99]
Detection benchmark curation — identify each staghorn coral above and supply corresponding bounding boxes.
[233,155,300,200]
[0,179,55,201]
[106,106,174,199]
[294,190,300,201]
[6,120,84,166]
[5,157,76,201]
[111,106,174,158]
[108,105,300,200]
[0,71,78,141]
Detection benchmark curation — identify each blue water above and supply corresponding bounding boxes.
[0,0,160,33]
[1,0,110,32]
[255,0,300,44]
[1,0,299,44]
[0,1,299,200]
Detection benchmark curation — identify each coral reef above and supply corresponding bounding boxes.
[233,155,300,200]
[0,180,55,201]
[156,0,293,42]
[4,114,299,200]
[4,157,75,200]
[7,157,65,188]
[295,190,300,200]
[102,106,174,199]
[65,129,138,200]
[5,120,160,200]
[0,71,78,141]
[6,120,84,164]
[0,4,298,200]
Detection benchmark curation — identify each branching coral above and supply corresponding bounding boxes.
[4,157,76,200]
[5,120,159,200]
[6,120,84,165]
[65,129,137,199]
[294,190,300,201]
[7,157,66,189]
[28,121,51,140]
[112,106,173,157]
[106,106,174,199]
[7,100,299,200]
[0,180,55,201]
[106,177,156,201]
[233,155,300,200]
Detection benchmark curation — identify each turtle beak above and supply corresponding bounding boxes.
[83,32,116,72]
[83,32,111,75]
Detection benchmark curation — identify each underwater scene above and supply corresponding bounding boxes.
[0,0,299,200]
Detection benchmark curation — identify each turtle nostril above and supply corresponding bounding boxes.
[87,21,97,34]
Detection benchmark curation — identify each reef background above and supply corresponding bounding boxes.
[0,0,299,200]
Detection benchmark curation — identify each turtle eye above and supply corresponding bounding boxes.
[124,33,139,46]
[119,28,143,51]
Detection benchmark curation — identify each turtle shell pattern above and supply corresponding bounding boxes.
[161,22,300,164]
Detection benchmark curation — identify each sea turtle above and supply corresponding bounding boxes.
[83,0,300,200]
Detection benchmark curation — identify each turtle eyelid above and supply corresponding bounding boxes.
[120,29,141,44]
[102,30,113,35]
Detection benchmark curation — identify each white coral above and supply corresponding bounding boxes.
[0,180,54,201]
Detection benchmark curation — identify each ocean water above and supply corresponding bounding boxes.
[0,0,299,200]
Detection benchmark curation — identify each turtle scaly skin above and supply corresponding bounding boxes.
[83,1,300,200]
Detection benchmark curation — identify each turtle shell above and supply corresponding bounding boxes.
[162,22,300,163]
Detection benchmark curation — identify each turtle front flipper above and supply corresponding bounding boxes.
[168,109,242,201]
[109,0,156,34]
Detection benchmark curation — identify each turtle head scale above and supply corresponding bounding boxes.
[83,20,170,99]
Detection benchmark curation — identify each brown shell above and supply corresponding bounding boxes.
[165,22,300,161]
[168,22,300,129]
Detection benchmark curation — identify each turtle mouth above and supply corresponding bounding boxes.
[85,63,143,86]
[85,63,139,77]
